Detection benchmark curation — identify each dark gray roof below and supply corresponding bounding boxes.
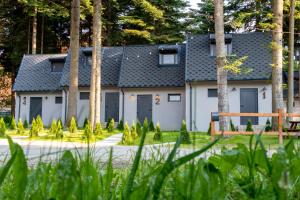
[118,44,185,87]
[13,54,67,92]
[186,32,272,82]
[60,47,123,87]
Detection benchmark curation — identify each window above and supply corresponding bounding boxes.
[55,96,62,104]
[168,94,181,102]
[210,44,232,56]
[80,92,90,100]
[51,62,64,72]
[159,54,178,65]
[87,56,92,66]
[208,89,218,97]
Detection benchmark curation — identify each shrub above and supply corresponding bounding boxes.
[24,119,29,129]
[49,119,57,135]
[10,116,17,130]
[69,117,77,133]
[83,121,92,140]
[94,122,102,135]
[56,120,64,138]
[136,121,142,137]
[108,118,114,133]
[17,119,25,135]
[29,118,39,137]
[180,120,191,144]
[265,119,272,132]
[149,121,155,132]
[117,119,124,131]
[207,123,211,135]
[106,118,112,129]
[83,117,88,128]
[131,122,138,140]
[230,119,235,131]
[143,118,149,133]
[36,115,43,132]
[246,120,254,132]
[153,122,161,141]
[0,118,6,136]
[3,115,11,126]
[122,122,132,144]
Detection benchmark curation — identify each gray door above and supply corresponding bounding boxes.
[240,88,258,125]
[29,97,42,123]
[105,92,119,122]
[137,95,152,123]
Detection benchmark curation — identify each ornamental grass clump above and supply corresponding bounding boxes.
[17,119,25,135]
[29,118,39,137]
[180,120,191,144]
[153,122,161,141]
[122,122,133,144]
[36,115,43,132]
[94,122,102,135]
[69,117,77,133]
[0,118,6,136]
[108,118,114,133]
[246,120,254,132]
[10,116,17,130]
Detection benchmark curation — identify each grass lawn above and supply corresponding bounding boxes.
[4,129,120,143]
[124,131,300,149]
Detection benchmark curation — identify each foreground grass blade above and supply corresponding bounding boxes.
[123,126,148,199]
[152,137,219,199]
[0,150,17,187]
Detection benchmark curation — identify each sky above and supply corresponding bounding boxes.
[188,0,199,9]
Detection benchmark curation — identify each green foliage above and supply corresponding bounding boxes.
[106,118,112,129]
[122,122,133,145]
[23,119,29,129]
[69,117,77,133]
[131,122,138,140]
[108,118,114,133]
[246,120,254,132]
[10,116,17,130]
[265,119,272,132]
[56,120,64,138]
[29,118,39,137]
[94,122,102,135]
[117,119,124,131]
[149,121,155,132]
[83,117,89,128]
[136,121,142,137]
[17,119,25,135]
[230,119,236,131]
[36,115,43,132]
[0,118,6,136]
[207,123,211,135]
[143,118,149,133]
[83,121,92,140]
[49,119,57,134]
[180,120,191,144]
[153,122,161,141]
[3,115,11,126]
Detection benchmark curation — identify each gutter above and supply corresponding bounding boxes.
[121,89,124,120]
[189,83,192,131]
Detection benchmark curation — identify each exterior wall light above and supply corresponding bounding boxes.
[45,96,48,100]
[231,87,237,92]
[155,94,160,105]
[23,97,26,105]
[129,94,135,101]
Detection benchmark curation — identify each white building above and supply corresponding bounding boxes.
[13,32,272,131]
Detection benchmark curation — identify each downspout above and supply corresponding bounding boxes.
[189,83,192,131]
[121,89,124,120]
[17,93,21,120]
[63,88,67,125]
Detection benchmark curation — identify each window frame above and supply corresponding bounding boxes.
[159,53,179,65]
[80,92,90,100]
[210,43,232,56]
[51,62,64,72]
[168,94,181,102]
[208,89,218,98]
[55,96,63,104]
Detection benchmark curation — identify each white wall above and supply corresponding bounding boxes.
[186,82,272,132]
[123,88,185,130]
[15,92,63,126]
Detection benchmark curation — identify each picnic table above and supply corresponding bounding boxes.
[288,121,300,132]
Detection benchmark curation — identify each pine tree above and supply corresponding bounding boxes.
[49,119,57,135]
[69,117,77,133]
[131,122,138,140]
[0,118,6,136]
[10,116,17,130]
[117,119,124,131]
[246,120,254,132]
[17,119,25,134]
[122,122,132,144]
[24,119,29,129]
[153,122,161,141]
[230,119,235,131]
[36,115,43,132]
[265,119,272,132]
[136,121,142,137]
[56,120,64,138]
[94,122,102,135]
[149,121,155,132]
[143,118,149,133]
[83,121,92,140]
[108,118,115,133]
[180,120,190,144]
[29,118,39,137]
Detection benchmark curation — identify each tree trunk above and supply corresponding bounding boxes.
[214,0,229,131]
[272,0,284,128]
[67,0,80,124]
[287,0,295,116]
[32,8,37,54]
[94,0,102,126]
[27,17,31,54]
[40,14,44,54]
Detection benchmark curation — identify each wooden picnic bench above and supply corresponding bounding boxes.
[288,121,300,132]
